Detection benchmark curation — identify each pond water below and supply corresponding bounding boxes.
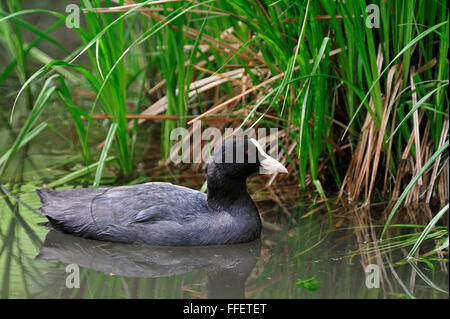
[0,179,448,299]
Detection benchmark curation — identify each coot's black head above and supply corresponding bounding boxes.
[206,137,287,210]
[208,137,287,180]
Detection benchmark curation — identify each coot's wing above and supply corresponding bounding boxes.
[37,182,208,243]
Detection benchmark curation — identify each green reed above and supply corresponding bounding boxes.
[0,1,448,251]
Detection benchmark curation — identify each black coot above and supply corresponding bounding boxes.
[36,137,287,246]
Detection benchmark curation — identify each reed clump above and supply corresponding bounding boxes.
[0,1,448,213]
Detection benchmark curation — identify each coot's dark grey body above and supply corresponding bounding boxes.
[37,182,260,246]
[37,137,287,246]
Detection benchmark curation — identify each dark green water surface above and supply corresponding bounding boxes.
[0,180,448,299]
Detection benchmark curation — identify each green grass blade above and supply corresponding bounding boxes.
[342,20,448,140]
[0,74,58,178]
[408,259,449,294]
[0,122,47,167]
[387,83,449,142]
[93,123,117,187]
[381,140,449,239]
[407,203,449,259]
[48,156,115,188]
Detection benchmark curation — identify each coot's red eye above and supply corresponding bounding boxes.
[245,150,249,155]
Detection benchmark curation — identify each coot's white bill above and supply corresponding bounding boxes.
[250,138,288,174]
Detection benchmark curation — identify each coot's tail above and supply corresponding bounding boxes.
[35,189,98,238]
